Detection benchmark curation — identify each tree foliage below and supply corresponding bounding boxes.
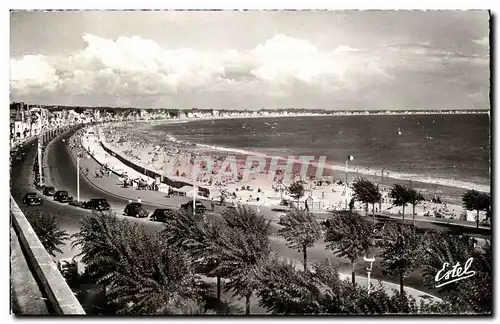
[421,231,491,314]
[107,233,204,315]
[162,209,227,301]
[257,258,440,314]
[288,181,305,205]
[25,210,69,257]
[379,223,424,294]
[278,208,322,271]
[324,211,374,285]
[408,189,425,225]
[462,190,490,228]
[72,211,206,315]
[389,184,411,221]
[352,178,381,219]
[207,206,272,314]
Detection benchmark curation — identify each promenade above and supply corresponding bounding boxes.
[65,129,443,305]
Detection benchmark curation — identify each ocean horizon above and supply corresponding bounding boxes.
[133,114,490,195]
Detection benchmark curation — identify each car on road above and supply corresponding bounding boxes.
[43,186,56,196]
[180,200,206,214]
[23,192,43,206]
[124,202,149,218]
[150,208,177,222]
[83,198,111,211]
[54,190,72,203]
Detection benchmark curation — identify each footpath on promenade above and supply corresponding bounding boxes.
[63,130,443,305]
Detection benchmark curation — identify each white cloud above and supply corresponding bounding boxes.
[10,55,60,92]
[11,33,391,102]
[11,32,487,110]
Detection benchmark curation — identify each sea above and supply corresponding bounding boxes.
[135,114,490,204]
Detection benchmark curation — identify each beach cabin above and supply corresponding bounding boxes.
[170,185,195,197]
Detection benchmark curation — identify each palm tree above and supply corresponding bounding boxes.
[278,208,322,271]
[379,223,423,294]
[73,211,204,314]
[163,210,227,302]
[408,189,424,226]
[288,181,305,209]
[209,206,272,315]
[389,184,411,221]
[107,232,204,315]
[462,190,490,228]
[421,231,491,313]
[25,210,68,257]
[352,178,382,222]
[258,258,321,314]
[72,210,131,286]
[421,231,476,292]
[324,211,374,286]
[258,258,422,314]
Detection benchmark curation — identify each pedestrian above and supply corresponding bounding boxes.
[305,200,309,212]
[211,198,215,211]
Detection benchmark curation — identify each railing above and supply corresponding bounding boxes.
[10,196,85,315]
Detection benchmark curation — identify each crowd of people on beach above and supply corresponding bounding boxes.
[76,122,477,222]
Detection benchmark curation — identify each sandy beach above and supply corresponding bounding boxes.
[73,120,489,225]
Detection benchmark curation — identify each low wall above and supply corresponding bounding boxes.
[99,141,210,197]
[10,196,85,315]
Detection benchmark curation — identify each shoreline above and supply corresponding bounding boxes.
[80,121,490,224]
[108,118,490,193]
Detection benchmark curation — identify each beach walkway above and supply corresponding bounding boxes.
[66,131,444,305]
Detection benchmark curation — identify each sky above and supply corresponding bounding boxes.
[10,10,490,110]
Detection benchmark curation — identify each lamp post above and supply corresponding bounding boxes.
[76,156,80,202]
[364,255,375,292]
[37,137,43,187]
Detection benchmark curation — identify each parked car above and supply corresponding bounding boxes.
[43,186,56,196]
[54,190,72,203]
[180,200,206,214]
[124,202,149,218]
[23,192,43,206]
[150,208,177,222]
[83,198,111,211]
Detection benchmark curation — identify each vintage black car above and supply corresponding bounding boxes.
[150,208,176,222]
[83,198,111,211]
[54,190,72,203]
[124,202,149,218]
[180,200,206,214]
[43,186,56,196]
[23,192,43,206]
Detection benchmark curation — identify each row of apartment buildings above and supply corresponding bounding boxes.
[9,102,106,144]
[9,102,331,145]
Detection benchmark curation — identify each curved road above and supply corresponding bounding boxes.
[11,128,446,300]
[10,131,164,260]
